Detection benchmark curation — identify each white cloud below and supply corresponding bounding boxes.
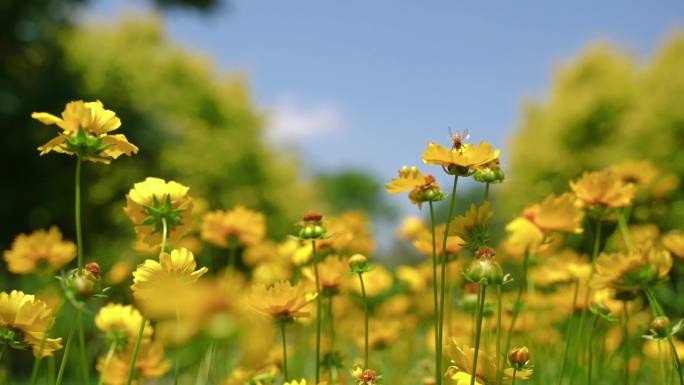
[266,97,344,141]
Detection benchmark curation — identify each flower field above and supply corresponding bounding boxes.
[2,97,684,385]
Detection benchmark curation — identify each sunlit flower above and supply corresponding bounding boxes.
[249,280,317,320]
[124,177,194,248]
[570,170,636,209]
[385,166,446,207]
[319,211,375,255]
[413,224,465,257]
[531,250,591,287]
[131,248,208,317]
[0,290,62,357]
[3,227,76,274]
[354,317,401,350]
[592,244,672,290]
[95,304,151,347]
[504,193,584,257]
[445,341,532,385]
[347,264,393,297]
[302,255,348,294]
[97,341,170,385]
[284,380,307,385]
[32,100,138,163]
[609,160,658,190]
[662,231,684,259]
[201,206,266,248]
[450,202,492,249]
[422,141,500,175]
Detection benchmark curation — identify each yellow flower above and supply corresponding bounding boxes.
[450,202,492,238]
[413,224,465,257]
[531,250,591,287]
[422,141,500,174]
[131,248,208,318]
[95,304,151,347]
[396,264,430,292]
[570,170,636,209]
[609,160,659,190]
[445,341,532,385]
[124,177,194,248]
[350,364,381,385]
[106,260,135,285]
[249,280,317,320]
[0,290,62,357]
[318,211,375,255]
[347,264,393,297]
[385,166,445,206]
[32,100,138,163]
[97,340,170,385]
[284,380,307,385]
[302,255,348,293]
[201,206,266,248]
[504,193,584,257]
[662,231,684,259]
[3,227,76,274]
[592,245,672,290]
[396,216,427,240]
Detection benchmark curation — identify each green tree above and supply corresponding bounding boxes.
[501,34,684,230]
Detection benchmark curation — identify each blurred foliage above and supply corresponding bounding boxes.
[501,34,684,229]
[316,169,398,221]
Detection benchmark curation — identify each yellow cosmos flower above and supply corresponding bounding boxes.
[0,290,62,357]
[592,245,672,290]
[570,170,636,209]
[201,206,266,248]
[3,227,76,274]
[95,304,152,346]
[422,141,500,174]
[131,248,208,318]
[249,280,317,320]
[124,177,194,248]
[32,100,138,163]
[385,166,445,207]
[97,340,170,385]
[662,231,684,259]
[302,255,348,293]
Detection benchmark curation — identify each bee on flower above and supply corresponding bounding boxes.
[421,133,500,176]
[0,290,62,357]
[3,227,76,274]
[32,100,138,163]
[124,177,194,249]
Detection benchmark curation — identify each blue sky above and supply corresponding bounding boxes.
[87,0,683,212]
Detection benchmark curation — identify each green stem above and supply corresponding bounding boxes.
[312,240,322,383]
[470,285,487,385]
[495,285,503,385]
[668,337,684,385]
[173,308,181,385]
[48,355,56,385]
[126,218,167,385]
[557,279,579,385]
[359,272,369,369]
[438,175,459,385]
[31,299,66,385]
[504,252,529,358]
[55,320,77,385]
[280,320,288,381]
[227,246,237,273]
[97,342,117,385]
[484,182,490,202]
[511,367,518,385]
[622,302,630,385]
[428,201,440,382]
[75,157,83,269]
[659,341,668,385]
[77,309,90,385]
[588,316,599,385]
[328,295,337,383]
[644,287,684,385]
[616,209,634,252]
[0,344,5,363]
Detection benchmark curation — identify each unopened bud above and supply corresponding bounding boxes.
[508,346,530,369]
[298,212,326,239]
[349,254,369,273]
[466,256,504,286]
[651,316,671,337]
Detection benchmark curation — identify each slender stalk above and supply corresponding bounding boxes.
[227,246,237,273]
[31,299,66,385]
[0,344,5,363]
[644,287,684,385]
[358,272,369,369]
[77,310,90,385]
[328,295,338,383]
[55,321,77,385]
[557,279,579,385]
[659,341,668,385]
[504,252,529,359]
[280,320,289,381]
[495,285,503,385]
[622,302,630,385]
[126,218,167,385]
[668,338,684,385]
[616,209,634,252]
[587,316,599,385]
[470,285,487,385]
[511,367,518,385]
[484,182,490,202]
[428,201,440,381]
[438,175,459,385]
[97,342,117,385]
[312,240,322,383]
[48,356,55,385]
[75,157,83,269]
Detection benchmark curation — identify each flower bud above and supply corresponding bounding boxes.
[349,254,369,273]
[67,263,102,300]
[651,316,671,338]
[298,212,326,239]
[508,346,530,369]
[466,252,504,285]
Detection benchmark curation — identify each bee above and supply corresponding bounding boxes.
[448,128,470,150]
